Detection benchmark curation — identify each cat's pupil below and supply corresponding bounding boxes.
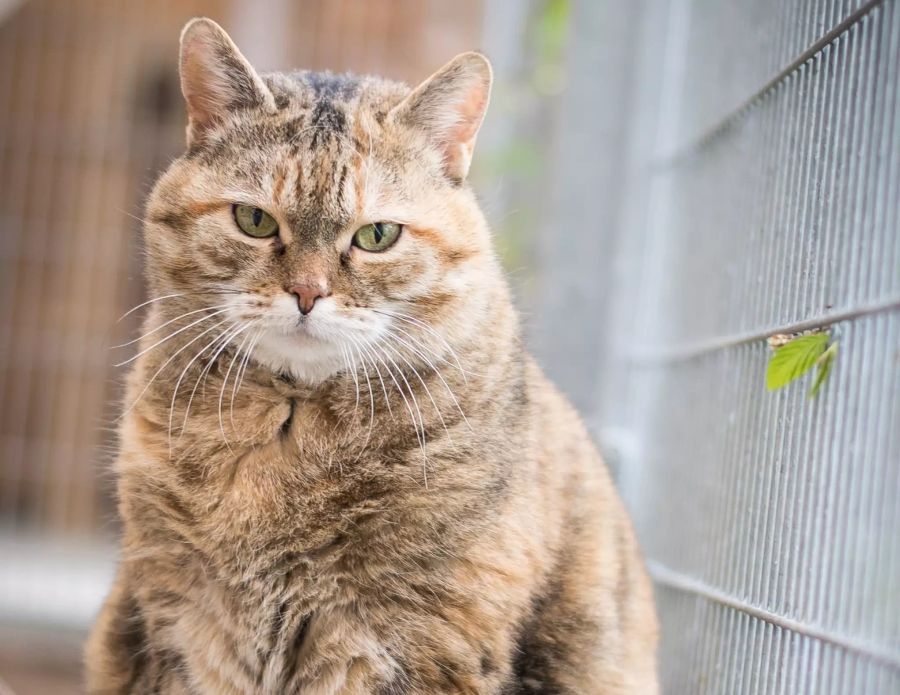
[252,208,263,227]
[373,223,383,243]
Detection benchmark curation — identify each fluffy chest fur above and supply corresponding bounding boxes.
[111,335,543,693]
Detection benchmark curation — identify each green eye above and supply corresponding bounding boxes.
[353,222,402,252]
[233,204,279,238]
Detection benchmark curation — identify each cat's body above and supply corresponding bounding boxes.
[86,19,658,694]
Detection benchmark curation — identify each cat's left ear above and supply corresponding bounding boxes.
[389,52,493,182]
[179,17,276,146]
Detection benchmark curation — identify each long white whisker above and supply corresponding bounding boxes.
[381,335,454,445]
[231,327,265,433]
[219,322,258,447]
[370,341,422,443]
[230,332,256,434]
[354,339,393,417]
[386,321,475,380]
[344,341,361,417]
[177,320,248,447]
[335,343,355,468]
[117,317,232,421]
[115,288,245,323]
[114,307,233,367]
[385,328,471,432]
[375,338,428,487]
[116,292,186,323]
[373,309,471,383]
[111,303,241,349]
[335,342,353,448]
[347,334,376,458]
[168,321,238,450]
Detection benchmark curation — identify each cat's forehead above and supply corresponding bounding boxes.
[190,70,405,157]
[268,69,408,140]
[183,70,414,242]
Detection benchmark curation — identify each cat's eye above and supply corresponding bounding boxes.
[353,222,402,252]
[233,204,279,238]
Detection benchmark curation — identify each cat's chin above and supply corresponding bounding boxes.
[250,327,352,385]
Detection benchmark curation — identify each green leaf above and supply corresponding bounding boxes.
[808,341,838,398]
[766,332,830,390]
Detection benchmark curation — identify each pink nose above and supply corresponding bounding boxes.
[285,280,331,315]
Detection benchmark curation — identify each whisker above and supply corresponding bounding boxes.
[353,339,393,417]
[374,337,428,487]
[386,321,475,380]
[372,309,473,382]
[230,327,265,433]
[335,342,354,449]
[343,341,361,418]
[381,334,454,446]
[229,332,255,434]
[111,303,241,349]
[219,322,258,448]
[114,307,234,368]
[177,320,248,447]
[346,334,376,460]
[115,289,246,323]
[117,317,232,421]
[116,292,186,323]
[384,328,472,432]
[168,321,238,451]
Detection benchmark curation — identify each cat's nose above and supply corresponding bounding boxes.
[285,279,331,315]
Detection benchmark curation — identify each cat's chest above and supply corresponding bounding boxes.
[132,386,487,602]
[156,413,429,569]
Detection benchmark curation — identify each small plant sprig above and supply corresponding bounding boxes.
[766,329,838,398]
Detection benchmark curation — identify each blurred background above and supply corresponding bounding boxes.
[0,0,897,693]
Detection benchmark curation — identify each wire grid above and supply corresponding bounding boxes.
[609,0,900,692]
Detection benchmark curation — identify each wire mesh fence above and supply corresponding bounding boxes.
[548,0,900,692]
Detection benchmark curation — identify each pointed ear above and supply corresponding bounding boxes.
[389,52,493,182]
[179,18,275,146]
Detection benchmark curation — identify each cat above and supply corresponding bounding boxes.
[85,17,658,694]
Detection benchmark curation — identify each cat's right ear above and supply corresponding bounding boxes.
[179,18,275,146]
[389,52,493,183]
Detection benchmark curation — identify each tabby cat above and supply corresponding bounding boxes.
[85,18,658,694]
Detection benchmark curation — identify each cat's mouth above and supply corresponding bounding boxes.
[277,315,335,344]
[224,293,390,383]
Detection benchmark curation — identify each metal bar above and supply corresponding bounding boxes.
[628,295,900,365]
[647,560,900,673]
[656,0,888,168]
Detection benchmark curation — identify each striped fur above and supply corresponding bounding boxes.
[85,18,658,694]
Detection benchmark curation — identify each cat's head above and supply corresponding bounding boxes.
[144,18,503,384]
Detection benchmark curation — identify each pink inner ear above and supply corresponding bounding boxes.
[450,87,490,146]
[181,61,214,127]
[181,37,228,132]
[435,77,490,179]
[179,19,274,145]
[391,53,493,180]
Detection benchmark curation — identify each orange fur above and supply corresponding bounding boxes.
[86,18,657,694]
